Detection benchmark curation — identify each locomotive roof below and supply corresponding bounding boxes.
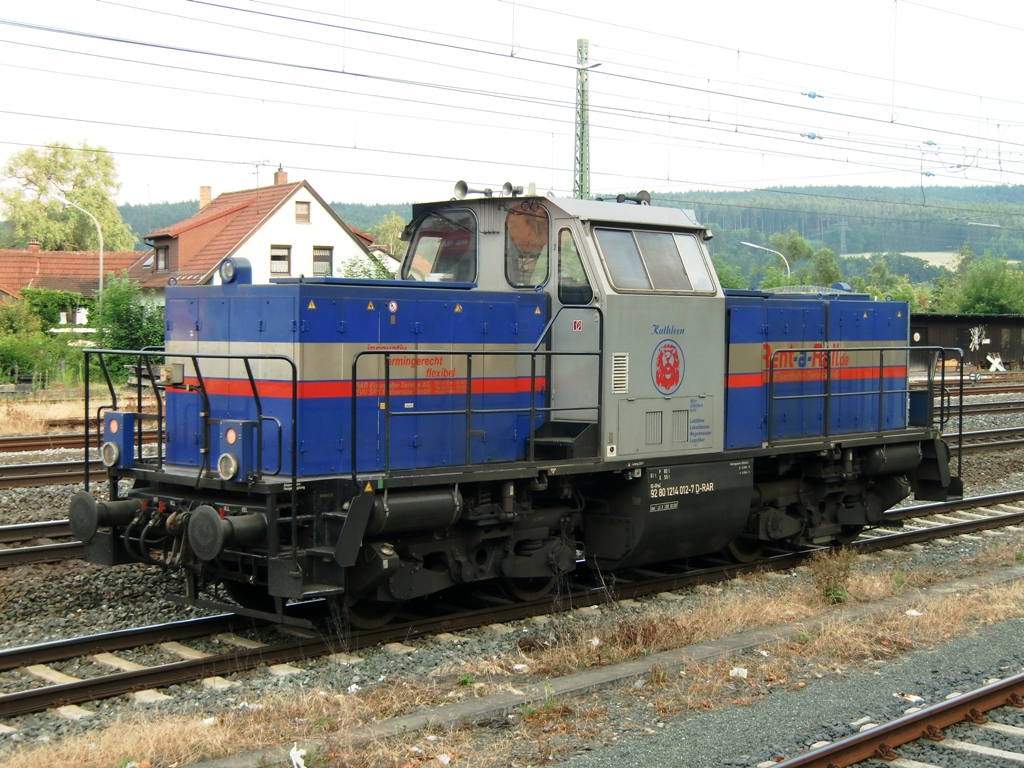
[412,195,704,230]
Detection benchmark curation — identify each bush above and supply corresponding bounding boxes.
[0,332,66,383]
[0,300,42,336]
[98,272,164,352]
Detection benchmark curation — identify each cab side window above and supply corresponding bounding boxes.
[402,210,478,282]
[557,228,593,305]
[505,203,549,288]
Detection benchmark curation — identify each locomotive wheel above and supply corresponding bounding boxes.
[726,536,764,564]
[341,594,402,630]
[222,580,276,614]
[834,525,864,546]
[501,576,556,602]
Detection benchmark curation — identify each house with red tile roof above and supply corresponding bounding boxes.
[140,169,373,302]
[0,240,147,299]
[0,284,20,304]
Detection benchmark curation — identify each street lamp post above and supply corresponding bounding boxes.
[740,241,790,278]
[49,192,104,316]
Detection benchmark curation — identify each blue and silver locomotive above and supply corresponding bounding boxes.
[70,185,961,626]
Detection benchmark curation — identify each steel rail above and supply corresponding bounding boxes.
[773,671,1024,767]
[0,541,84,568]
[0,432,158,454]
[883,489,1024,522]
[0,520,72,544]
[945,426,1024,453]
[0,615,242,673]
[0,460,104,489]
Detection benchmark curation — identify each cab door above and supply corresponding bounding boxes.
[548,222,601,424]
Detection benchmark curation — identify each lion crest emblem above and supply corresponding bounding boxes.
[651,339,684,395]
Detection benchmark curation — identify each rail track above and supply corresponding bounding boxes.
[0,520,80,568]
[950,425,1024,452]
[2,489,1024,720]
[0,432,158,454]
[774,672,1024,767]
[0,460,104,489]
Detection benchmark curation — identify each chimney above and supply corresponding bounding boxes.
[199,186,211,210]
[273,165,288,186]
[27,237,39,253]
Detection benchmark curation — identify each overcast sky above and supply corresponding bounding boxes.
[2,0,1023,207]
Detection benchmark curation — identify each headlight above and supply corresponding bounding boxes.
[225,427,237,445]
[107,418,119,435]
[218,452,239,480]
[219,258,237,283]
[101,442,120,467]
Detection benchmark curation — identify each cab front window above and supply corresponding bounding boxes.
[402,209,478,282]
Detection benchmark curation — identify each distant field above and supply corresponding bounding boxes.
[846,251,961,269]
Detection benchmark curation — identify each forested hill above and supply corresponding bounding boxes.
[328,202,413,233]
[652,185,1024,260]
[115,185,1024,257]
[118,200,199,250]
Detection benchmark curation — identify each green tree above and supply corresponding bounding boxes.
[768,230,814,265]
[952,256,1024,314]
[98,272,164,352]
[0,300,42,336]
[758,265,803,290]
[810,247,842,287]
[367,211,408,258]
[711,256,746,289]
[342,253,395,280]
[0,142,136,251]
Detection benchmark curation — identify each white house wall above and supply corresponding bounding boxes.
[212,187,367,286]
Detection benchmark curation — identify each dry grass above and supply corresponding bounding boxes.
[0,390,157,435]
[0,688,513,768]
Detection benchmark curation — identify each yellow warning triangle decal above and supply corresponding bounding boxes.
[897,310,902,317]
[863,312,868,318]
[307,300,316,309]
[367,300,375,310]
[534,306,541,315]
[454,303,462,313]
[364,482,373,492]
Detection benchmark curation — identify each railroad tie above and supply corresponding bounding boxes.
[213,633,303,676]
[89,653,172,704]
[22,666,97,719]
[159,641,237,689]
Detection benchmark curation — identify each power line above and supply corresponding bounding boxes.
[7,14,1024,166]
[494,0,1024,110]
[10,33,1013,189]
[169,4,1024,149]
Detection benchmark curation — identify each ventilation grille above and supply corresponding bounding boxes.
[645,411,663,445]
[672,410,689,442]
[612,353,629,394]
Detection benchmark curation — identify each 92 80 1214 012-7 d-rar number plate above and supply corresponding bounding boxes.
[646,459,752,513]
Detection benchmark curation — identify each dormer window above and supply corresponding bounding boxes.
[295,201,310,224]
[155,246,168,271]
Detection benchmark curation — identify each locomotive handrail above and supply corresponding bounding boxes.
[764,344,963,466]
[83,349,301,570]
[350,346,604,483]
